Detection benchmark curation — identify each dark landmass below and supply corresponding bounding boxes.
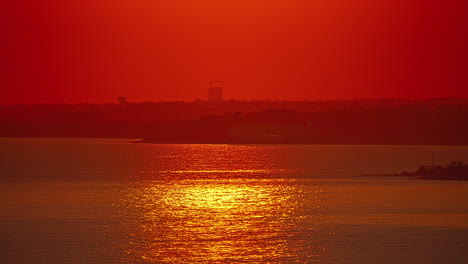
[1,98,468,145]
[377,161,468,181]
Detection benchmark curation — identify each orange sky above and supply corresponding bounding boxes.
[3,0,468,104]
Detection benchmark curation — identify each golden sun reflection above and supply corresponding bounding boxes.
[123,178,328,263]
[163,169,274,174]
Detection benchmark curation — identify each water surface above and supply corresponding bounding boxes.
[1,138,467,263]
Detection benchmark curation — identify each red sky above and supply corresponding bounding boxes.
[3,0,468,104]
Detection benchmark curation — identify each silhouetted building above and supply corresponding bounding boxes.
[117,97,128,106]
[208,87,223,102]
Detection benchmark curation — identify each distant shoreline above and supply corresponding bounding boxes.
[2,99,467,145]
[369,163,468,181]
[135,138,468,146]
[1,136,467,146]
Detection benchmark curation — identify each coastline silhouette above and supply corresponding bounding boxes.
[1,98,467,145]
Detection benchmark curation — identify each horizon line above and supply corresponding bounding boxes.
[2,96,468,106]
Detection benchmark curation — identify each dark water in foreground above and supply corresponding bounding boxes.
[1,138,467,263]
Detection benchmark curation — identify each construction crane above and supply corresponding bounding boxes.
[209,81,223,88]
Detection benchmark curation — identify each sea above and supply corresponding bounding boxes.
[0,138,467,264]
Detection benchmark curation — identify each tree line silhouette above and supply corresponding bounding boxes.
[1,98,467,145]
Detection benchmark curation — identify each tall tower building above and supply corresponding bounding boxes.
[208,85,223,102]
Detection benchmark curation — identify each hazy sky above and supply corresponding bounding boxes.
[3,0,467,104]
